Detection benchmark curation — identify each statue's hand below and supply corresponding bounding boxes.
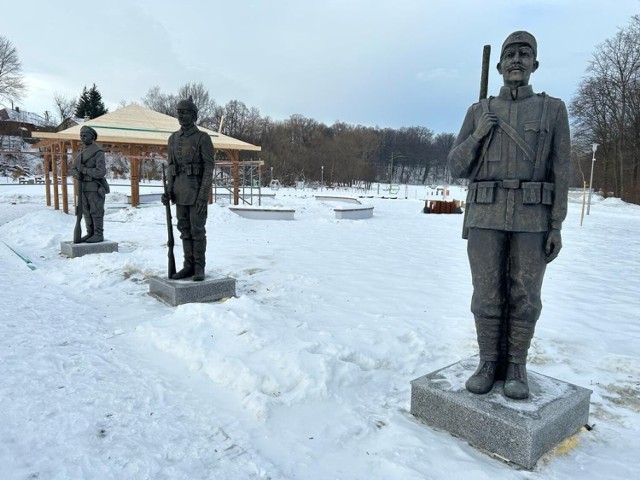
[196,200,207,215]
[472,112,498,141]
[161,193,173,206]
[545,228,562,263]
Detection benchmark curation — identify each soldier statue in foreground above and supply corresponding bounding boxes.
[72,125,109,243]
[447,31,570,399]
[162,97,215,282]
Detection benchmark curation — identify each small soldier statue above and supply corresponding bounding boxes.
[72,125,109,243]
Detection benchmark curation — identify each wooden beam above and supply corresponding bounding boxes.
[129,145,140,207]
[44,147,51,207]
[228,150,240,206]
[52,144,59,210]
[60,141,69,214]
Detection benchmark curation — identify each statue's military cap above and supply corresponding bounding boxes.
[176,96,198,114]
[80,125,98,140]
[501,31,537,58]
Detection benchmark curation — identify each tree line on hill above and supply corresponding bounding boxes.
[140,83,456,187]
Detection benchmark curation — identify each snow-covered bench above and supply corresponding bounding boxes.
[333,205,374,220]
[315,195,361,204]
[127,193,162,204]
[229,206,295,220]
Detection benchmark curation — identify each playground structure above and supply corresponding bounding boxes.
[212,158,268,205]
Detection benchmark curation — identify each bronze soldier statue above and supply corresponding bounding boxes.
[162,97,215,282]
[72,125,109,243]
[447,31,570,399]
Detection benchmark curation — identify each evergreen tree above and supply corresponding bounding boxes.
[74,84,108,119]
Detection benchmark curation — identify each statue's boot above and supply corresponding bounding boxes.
[85,216,104,243]
[466,315,502,394]
[504,319,535,399]
[504,362,529,399]
[192,239,206,282]
[80,217,94,243]
[172,240,194,279]
[465,360,498,394]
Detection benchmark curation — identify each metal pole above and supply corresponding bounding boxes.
[321,165,324,191]
[587,143,598,215]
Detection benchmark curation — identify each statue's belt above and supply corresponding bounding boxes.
[468,180,554,205]
[169,164,203,176]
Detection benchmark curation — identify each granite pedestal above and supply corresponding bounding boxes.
[410,357,592,470]
[149,275,236,306]
[60,240,118,258]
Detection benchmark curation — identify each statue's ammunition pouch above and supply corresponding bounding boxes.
[468,180,555,205]
[471,181,500,204]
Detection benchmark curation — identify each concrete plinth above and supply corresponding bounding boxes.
[410,357,592,470]
[148,275,236,306]
[60,240,118,258]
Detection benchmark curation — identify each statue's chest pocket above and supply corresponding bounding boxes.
[524,121,540,147]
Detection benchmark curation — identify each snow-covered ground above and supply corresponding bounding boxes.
[0,180,638,479]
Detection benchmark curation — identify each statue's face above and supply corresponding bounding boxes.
[497,43,538,88]
[80,131,94,145]
[177,108,195,128]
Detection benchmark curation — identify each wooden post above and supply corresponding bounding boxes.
[130,146,140,207]
[44,147,52,207]
[52,144,60,210]
[230,150,240,206]
[60,141,69,214]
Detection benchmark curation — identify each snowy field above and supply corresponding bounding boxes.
[0,180,639,480]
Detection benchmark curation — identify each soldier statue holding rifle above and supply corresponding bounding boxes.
[161,97,215,282]
[72,125,109,243]
[447,31,570,399]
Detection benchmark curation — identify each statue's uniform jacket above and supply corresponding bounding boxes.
[74,142,107,216]
[167,124,215,208]
[448,85,570,233]
[447,85,571,365]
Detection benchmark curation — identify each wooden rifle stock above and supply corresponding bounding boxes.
[73,175,83,243]
[479,44,491,101]
[163,164,177,278]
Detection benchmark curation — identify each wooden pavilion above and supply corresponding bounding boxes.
[32,104,262,212]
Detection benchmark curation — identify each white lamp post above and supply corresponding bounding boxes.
[587,143,598,215]
[321,165,324,191]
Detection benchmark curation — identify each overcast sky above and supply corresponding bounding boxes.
[3,0,640,134]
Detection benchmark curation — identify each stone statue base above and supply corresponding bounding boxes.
[410,356,592,470]
[148,275,236,306]
[60,240,118,258]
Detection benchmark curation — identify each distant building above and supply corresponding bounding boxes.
[0,107,56,143]
[56,116,85,132]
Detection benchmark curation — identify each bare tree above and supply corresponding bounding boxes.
[141,85,177,116]
[142,83,222,128]
[177,82,221,128]
[570,14,640,203]
[53,92,76,123]
[0,36,26,104]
